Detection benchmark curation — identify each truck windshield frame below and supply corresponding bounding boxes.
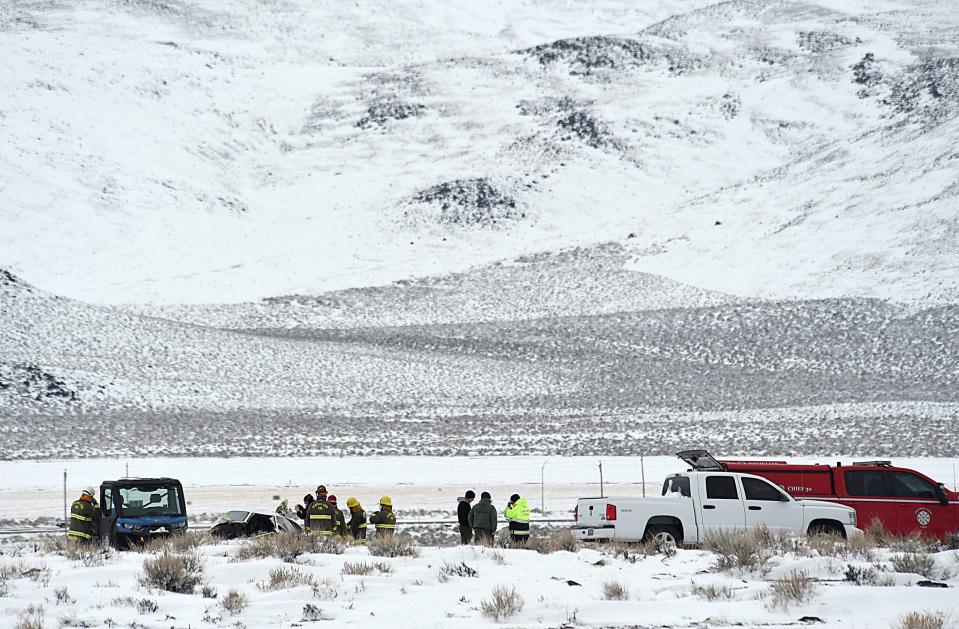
[116,484,185,518]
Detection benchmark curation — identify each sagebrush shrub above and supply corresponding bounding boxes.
[439,561,476,578]
[234,532,343,563]
[690,582,735,600]
[844,564,879,585]
[368,536,418,558]
[138,551,204,594]
[601,580,628,601]
[480,585,524,622]
[704,528,771,573]
[14,605,45,629]
[895,611,947,629]
[341,561,374,576]
[342,561,392,576]
[891,552,937,578]
[311,576,342,601]
[302,604,327,621]
[53,586,73,605]
[258,566,316,591]
[220,589,248,615]
[533,529,580,554]
[768,570,817,609]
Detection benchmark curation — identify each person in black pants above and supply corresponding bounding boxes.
[457,490,476,544]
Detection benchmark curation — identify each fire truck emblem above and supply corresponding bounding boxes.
[915,508,932,528]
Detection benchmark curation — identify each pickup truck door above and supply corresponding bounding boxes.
[741,476,802,532]
[886,470,956,538]
[699,475,746,531]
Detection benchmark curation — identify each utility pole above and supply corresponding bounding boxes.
[540,461,548,515]
[599,460,604,498]
[125,462,129,478]
[641,454,646,498]
[63,469,67,528]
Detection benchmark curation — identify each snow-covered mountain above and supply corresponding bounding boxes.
[1,0,956,304]
[1,0,957,456]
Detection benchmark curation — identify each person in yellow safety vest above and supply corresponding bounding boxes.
[346,497,367,543]
[306,485,336,536]
[68,487,99,544]
[368,496,396,538]
[328,495,348,538]
[505,493,530,545]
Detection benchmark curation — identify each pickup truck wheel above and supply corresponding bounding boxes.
[644,524,682,550]
[807,521,844,538]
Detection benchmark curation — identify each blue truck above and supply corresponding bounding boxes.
[96,478,188,548]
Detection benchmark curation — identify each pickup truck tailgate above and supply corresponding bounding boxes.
[572,498,616,541]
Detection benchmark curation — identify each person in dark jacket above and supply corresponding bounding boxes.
[346,497,367,543]
[306,486,336,536]
[457,490,476,544]
[467,491,497,545]
[294,493,315,521]
[368,496,396,538]
[328,495,348,538]
[68,487,99,544]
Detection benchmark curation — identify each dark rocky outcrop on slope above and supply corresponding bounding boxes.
[409,178,522,227]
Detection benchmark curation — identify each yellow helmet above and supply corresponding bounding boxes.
[379,496,392,507]
[346,497,359,508]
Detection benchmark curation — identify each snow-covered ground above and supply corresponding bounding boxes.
[1,456,958,627]
[1,528,957,627]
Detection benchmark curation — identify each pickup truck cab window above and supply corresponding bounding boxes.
[662,476,691,497]
[706,476,739,499]
[844,470,888,497]
[889,472,937,499]
[742,477,788,501]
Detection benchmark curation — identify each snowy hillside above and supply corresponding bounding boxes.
[1,0,956,304]
[1,0,958,456]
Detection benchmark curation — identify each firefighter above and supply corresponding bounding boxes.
[346,497,367,543]
[68,487,99,544]
[328,495,348,538]
[306,485,336,536]
[294,493,315,521]
[368,496,396,538]
[468,491,497,545]
[505,493,530,545]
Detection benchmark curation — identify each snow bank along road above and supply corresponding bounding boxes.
[2,456,957,524]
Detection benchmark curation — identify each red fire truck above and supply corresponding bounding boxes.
[677,450,958,538]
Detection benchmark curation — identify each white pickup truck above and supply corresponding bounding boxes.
[572,453,861,545]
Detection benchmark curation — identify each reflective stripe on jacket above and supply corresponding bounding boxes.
[68,499,98,541]
[369,508,396,535]
[348,508,368,541]
[306,499,336,535]
[505,498,530,535]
